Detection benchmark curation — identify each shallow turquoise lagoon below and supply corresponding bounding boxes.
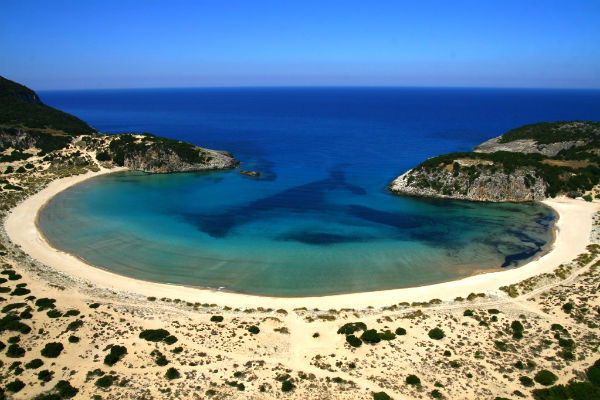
[38,170,554,296]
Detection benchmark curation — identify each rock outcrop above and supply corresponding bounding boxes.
[388,121,600,202]
[389,167,547,202]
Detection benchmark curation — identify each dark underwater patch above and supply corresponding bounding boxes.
[278,232,369,245]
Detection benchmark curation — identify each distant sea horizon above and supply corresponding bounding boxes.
[37,87,600,296]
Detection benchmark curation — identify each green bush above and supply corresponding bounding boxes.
[95,375,115,388]
[519,376,534,387]
[562,302,573,314]
[406,374,421,385]
[534,370,558,386]
[346,334,362,347]
[88,303,100,309]
[46,310,62,318]
[6,378,25,392]
[139,328,170,342]
[165,367,180,380]
[210,315,223,322]
[104,345,127,366]
[583,194,593,202]
[25,358,43,369]
[373,392,391,400]
[281,380,295,392]
[66,319,83,331]
[38,369,54,382]
[41,342,64,358]
[395,327,407,335]
[6,343,25,358]
[68,335,79,343]
[35,298,56,310]
[247,325,260,334]
[337,322,367,335]
[54,380,79,398]
[463,309,474,317]
[428,328,445,340]
[164,335,178,345]
[511,320,524,339]
[361,329,381,344]
[379,330,396,341]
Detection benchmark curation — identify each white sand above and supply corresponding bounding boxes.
[5,168,598,309]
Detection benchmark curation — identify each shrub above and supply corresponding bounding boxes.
[463,309,474,317]
[431,389,443,398]
[25,358,44,369]
[139,329,170,342]
[55,380,79,398]
[41,342,64,358]
[88,303,100,309]
[511,320,524,339]
[46,310,62,318]
[6,379,25,392]
[0,314,31,334]
[395,327,407,335]
[587,359,600,385]
[210,315,223,322]
[406,374,421,385]
[66,320,83,331]
[346,334,362,347]
[562,303,573,314]
[281,380,295,392]
[6,343,25,357]
[104,345,127,366]
[379,330,396,341]
[312,332,320,338]
[428,328,445,340]
[63,309,80,317]
[519,376,534,387]
[373,392,391,400]
[583,194,593,202]
[337,322,367,335]
[35,298,56,311]
[534,370,558,386]
[38,369,54,382]
[361,329,381,344]
[165,367,180,380]
[172,346,183,354]
[95,375,115,388]
[488,309,501,314]
[247,325,260,335]
[164,335,178,345]
[68,335,79,343]
[10,287,30,296]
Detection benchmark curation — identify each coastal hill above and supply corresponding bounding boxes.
[389,121,600,202]
[0,76,238,173]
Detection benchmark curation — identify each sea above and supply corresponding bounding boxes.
[37,87,600,296]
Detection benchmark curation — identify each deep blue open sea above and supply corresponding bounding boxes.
[37,87,600,296]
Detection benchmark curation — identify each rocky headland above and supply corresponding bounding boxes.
[0,76,239,175]
[389,121,600,202]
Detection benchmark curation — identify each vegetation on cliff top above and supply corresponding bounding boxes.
[0,76,95,136]
[498,121,600,144]
[404,121,600,198]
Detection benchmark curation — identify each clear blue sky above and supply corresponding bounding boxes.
[1,0,598,89]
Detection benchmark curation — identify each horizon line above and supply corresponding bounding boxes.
[36,84,600,92]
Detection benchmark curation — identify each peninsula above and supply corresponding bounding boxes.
[389,121,600,202]
[1,78,599,400]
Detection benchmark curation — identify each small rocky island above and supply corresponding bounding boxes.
[0,76,239,175]
[389,121,600,202]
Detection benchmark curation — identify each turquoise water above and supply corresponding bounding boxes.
[39,171,554,296]
[36,87,600,296]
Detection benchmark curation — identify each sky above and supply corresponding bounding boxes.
[1,0,599,90]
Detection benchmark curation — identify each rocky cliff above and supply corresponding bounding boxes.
[0,76,239,174]
[389,121,600,202]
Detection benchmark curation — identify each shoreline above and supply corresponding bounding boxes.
[5,167,598,309]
